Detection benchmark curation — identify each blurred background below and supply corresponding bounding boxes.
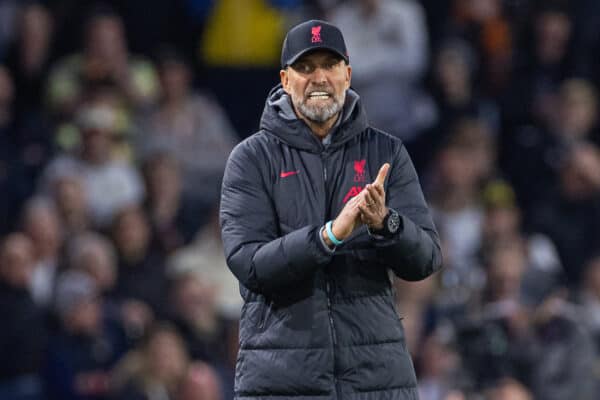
[0,0,600,399]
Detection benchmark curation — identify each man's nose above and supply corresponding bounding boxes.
[311,66,328,83]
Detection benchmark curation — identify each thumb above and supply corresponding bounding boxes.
[373,163,390,186]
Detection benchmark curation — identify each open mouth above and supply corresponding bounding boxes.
[307,91,331,100]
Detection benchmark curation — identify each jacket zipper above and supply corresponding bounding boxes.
[322,152,341,399]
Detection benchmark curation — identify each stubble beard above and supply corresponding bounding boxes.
[292,90,346,124]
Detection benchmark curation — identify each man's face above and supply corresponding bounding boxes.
[280,50,351,124]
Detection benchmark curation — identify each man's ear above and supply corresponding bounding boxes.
[280,69,289,92]
[345,65,352,90]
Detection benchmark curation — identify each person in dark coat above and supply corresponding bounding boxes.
[0,234,48,400]
[219,20,443,400]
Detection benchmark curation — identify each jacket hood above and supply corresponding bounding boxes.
[259,84,368,152]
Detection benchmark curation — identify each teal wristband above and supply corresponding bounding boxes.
[325,220,344,246]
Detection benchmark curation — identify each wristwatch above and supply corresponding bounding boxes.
[371,208,402,238]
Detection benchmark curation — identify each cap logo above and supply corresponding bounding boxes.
[311,25,322,43]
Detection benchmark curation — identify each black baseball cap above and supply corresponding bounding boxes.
[281,20,349,68]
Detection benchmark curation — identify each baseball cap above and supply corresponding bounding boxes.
[281,20,348,68]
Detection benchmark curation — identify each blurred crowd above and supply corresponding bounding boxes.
[0,0,600,399]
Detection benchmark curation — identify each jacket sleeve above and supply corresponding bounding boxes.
[219,140,333,295]
[373,142,442,280]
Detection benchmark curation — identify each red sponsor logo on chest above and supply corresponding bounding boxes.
[342,185,364,203]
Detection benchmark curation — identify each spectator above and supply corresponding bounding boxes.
[0,233,48,400]
[50,172,92,238]
[141,151,208,254]
[414,38,499,171]
[503,2,574,128]
[110,323,200,400]
[450,0,513,94]
[579,255,600,347]
[45,4,159,118]
[531,142,600,285]
[0,0,19,59]
[167,272,237,382]
[40,99,145,228]
[479,180,563,304]
[45,270,126,400]
[110,205,168,317]
[5,2,54,119]
[428,119,495,302]
[67,231,154,343]
[67,232,117,296]
[505,78,599,211]
[455,240,535,391]
[21,196,64,307]
[528,292,596,400]
[136,49,238,205]
[167,209,243,319]
[178,361,223,400]
[484,377,533,400]
[0,65,32,235]
[417,331,463,400]
[329,0,435,141]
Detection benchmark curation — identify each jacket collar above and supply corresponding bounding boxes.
[259,84,368,153]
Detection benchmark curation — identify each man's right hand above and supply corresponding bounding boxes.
[322,194,362,247]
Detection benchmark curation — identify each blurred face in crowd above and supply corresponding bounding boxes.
[557,79,598,139]
[435,44,471,102]
[81,126,112,164]
[456,121,495,179]
[66,296,102,334]
[560,144,600,200]
[281,50,351,129]
[22,199,63,260]
[418,333,459,379]
[485,378,532,400]
[54,175,89,222]
[437,146,480,190]
[160,60,191,102]
[113,206,151,259]
[77,101,119,164]
[484,206,520,240]
[0,234,35,288]
[71,236,117,292]
[19,3,53,71]
[86,15,127,62]
[178,362,223,400]
[0,65,14,108]
[172,274,217,323]
[486,243,526,301]
[144,153,181,204]
[583,256,600,298]
[535,10,571,65]
[145,327,188,386]
[464,0,501,22]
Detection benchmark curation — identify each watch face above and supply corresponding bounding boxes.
[387,211,400,233]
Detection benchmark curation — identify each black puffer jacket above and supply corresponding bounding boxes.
[220,86,442,400]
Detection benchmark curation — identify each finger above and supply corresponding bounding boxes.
[369,182,385,198]
[362,188,375,206]
[366,184,383,201]
[373,163,390,187]
[358,203,375,218]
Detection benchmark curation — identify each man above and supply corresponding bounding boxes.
[220,20,442,400]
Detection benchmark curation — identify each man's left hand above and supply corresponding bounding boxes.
[358,163,389,230]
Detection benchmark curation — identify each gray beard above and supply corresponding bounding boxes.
[293,92,345,123]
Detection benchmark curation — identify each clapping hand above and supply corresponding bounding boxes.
[323,163,390,247]
[358,163,389,230]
